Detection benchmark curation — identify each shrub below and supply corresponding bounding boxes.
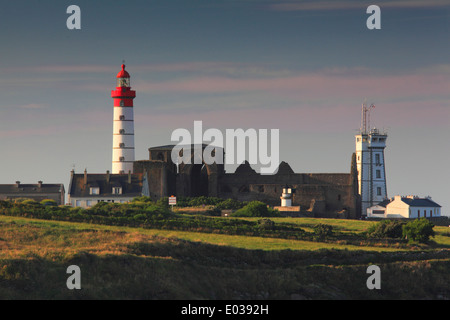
[40,199,57,206]
[216,198,245,210]
[257,218,275,230]
[132,196,153,203]
[367,220,405,239]
[313,224,333,238]
[231,201,280,217]
[402,218,435,243]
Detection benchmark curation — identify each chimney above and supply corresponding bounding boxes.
[128,170,132,184]
[84,169,88,185]
[15,181,20,187]
[106,170,110,183]
[38,181,43,188]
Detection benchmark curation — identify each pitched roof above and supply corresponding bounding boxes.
[68,172,143,198]
[0,183,64,195]
[375,199,391,208]
[400,197,441,208]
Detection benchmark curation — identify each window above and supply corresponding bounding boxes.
[120,101,125,107]
[375,154,381,164]
[90,187,100,195]
[119,143,125,148]
[119,115,125,120]
[76,200,81,207]
[86,200,93,207]
[258,185,264,193]
[376,170,381,179]
[377,187,381,196]
[119,129,125,134]
[418,210,420,218]
[337,194,341,201]
[119,157,125,162]
[112,187,122,195]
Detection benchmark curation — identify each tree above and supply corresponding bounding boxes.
[402,218,435,243]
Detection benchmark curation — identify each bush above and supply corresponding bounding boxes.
[231,201,280,217]
[313,224,333,238]
[367,220,405,239]
[402,218,435,243]
[216,198,245,210]
[257,218,275,230]
[40,199,57,206]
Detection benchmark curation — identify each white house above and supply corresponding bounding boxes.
[367,195,442,219]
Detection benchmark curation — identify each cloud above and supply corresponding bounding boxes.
[134,69,450,102]
[17,103,49,110]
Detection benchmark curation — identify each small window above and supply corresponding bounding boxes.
[376,170,381,179]
[119,157,125,162]
[375,154,381,164]
[119,115,125,120]
[112,187,122,195]
[119,143,125,148]
[90,187,100,195]
[258,185,264,193]
[120,101,125,107]
[376,187,381,196]
[119,129,125,134]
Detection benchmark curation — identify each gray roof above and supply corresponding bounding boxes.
[401,197,441,208]
[68,172,143,198]
[0,183,64,195]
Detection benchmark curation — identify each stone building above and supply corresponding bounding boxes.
[0,181,65,205]
[134,145,361,218]
[67,169,145,208]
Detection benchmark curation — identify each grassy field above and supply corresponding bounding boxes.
[1,215,449,299]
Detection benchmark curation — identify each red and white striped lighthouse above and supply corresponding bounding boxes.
[111,64,136,174]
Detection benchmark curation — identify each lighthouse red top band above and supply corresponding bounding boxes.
[111,64,135,106]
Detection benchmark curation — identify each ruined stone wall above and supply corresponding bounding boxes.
[133,160,177,201]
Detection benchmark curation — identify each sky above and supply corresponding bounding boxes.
[0,0,448,214]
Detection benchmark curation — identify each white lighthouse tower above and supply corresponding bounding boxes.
[355,102,388,217]
[111,64,136,174]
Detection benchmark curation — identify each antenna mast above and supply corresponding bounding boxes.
[360,99,375,134]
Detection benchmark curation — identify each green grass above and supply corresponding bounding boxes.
[1,215,449,299]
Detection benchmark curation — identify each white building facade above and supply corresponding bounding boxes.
[355,128,388,217]
[367,195,442,219]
